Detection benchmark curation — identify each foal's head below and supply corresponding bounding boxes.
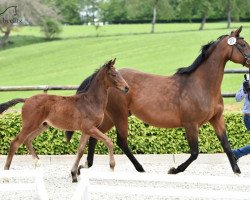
[102,59,129,93]
[225,26,250,67]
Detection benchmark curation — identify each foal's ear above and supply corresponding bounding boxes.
[112,58,116,65]
[106,59,113,69]
[230,26,242,37]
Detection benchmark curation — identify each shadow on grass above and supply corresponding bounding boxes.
[0,35,62,51]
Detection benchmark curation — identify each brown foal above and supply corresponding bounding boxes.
[68,27,250,175]
[0,59,129,182]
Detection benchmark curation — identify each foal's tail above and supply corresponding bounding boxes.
[0,98,26,114]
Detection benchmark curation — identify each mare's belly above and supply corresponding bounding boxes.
[132,108,181,128]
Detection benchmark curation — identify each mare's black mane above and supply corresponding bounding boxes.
[77,35,230,93]
[77,62,108,94]
[175,35,228,75]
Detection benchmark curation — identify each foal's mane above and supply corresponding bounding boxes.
[77,62,108,93]
[175,35,228,75]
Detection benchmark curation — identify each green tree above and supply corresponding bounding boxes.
[177,0,223,30]
[45,0,81,24]
[177,0,194,22]
[194,0,221,30]
[99,0,127,22]
[80,0,101,23]
[41,17,62,39]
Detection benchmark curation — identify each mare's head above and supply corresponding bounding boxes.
[225,26,250,67]
[102,59,129,93]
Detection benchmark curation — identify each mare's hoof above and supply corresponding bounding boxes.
[233,166,241,174]
[136,165,145,172]
[84,161,90,168]
[168,167,178,174]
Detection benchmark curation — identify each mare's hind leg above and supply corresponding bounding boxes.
[210,114,240,174]
[168,124,199,174]
[24,124,49,167]
[71,133,90,182]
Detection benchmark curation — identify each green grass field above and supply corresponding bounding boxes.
[1,22,250,111]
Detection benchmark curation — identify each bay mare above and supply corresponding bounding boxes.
[67,27,250,175]
[0,59,129,182]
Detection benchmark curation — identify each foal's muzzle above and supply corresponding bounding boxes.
[124,86,129,93]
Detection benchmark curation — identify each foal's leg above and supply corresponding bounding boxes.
[71,133,90,182]
[84,115,114,169]
[4,126,35,170]
[24,124,48,167]
[88,127,115,170]
[210,114,241,174]
[168,124,199,174]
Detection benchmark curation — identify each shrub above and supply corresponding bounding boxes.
[40,18,62,40]
[0,113,249,155]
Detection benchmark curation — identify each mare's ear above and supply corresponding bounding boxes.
[230,26,242,37]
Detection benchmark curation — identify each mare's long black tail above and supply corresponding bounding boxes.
[0,98,26,114]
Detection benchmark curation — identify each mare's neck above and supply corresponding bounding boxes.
[192,42,229,94]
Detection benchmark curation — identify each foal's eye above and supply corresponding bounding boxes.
[241,43,246,48]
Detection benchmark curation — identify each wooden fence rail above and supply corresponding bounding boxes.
[0,69,248,98]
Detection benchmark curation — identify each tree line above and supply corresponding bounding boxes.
[54,0,250,30]
[0,0,249,48]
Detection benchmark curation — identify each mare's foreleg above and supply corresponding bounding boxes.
[210,115,240,174]
[168,124,199,174]
[85,137,98,168]
[116,129,145,172]
[71,133,90,182]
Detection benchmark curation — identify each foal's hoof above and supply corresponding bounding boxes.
[71,171,78,183]
[168,167,178,174]
[34,159,41,168]
[72,178,78,183]
[3,177,10,183]
[77,165,84,175]
[109,159,115,171]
